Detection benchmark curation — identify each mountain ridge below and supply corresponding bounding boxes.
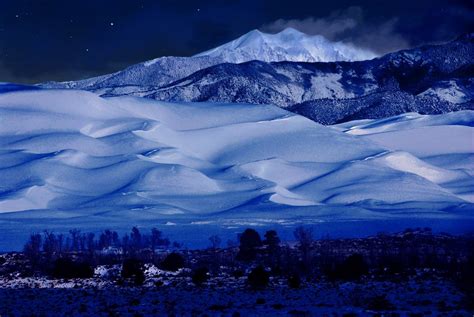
[38,31,474,124]
[195,27,377,62]
[42,28,373,91]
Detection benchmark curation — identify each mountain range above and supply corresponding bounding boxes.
[40,30,473,124]
[43,28,373,91]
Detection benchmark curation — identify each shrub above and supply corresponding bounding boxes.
[232,269,244,278]
[247,265,269,289]
[161,252,185,271]
[327,253,368,281]
[342,254,368,280]
[288,274,301,289]
[366,295,395,311]
[121,258,145,285]
[192,267,209,286]
[51,258,94,279]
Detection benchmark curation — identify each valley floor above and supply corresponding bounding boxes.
[1,229,473,316]
[0,276,472,316]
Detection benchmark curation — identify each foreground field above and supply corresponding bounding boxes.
[0,277,470,316]
[0,229,473,316]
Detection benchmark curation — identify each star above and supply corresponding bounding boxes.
[85,48,89,52]
[110,22,114,26]
[197,8,200,12]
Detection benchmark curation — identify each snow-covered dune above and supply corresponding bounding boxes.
[0,89,472,250]
[334,111,474,202]
[0,89,472,217]
[335,111,474,160]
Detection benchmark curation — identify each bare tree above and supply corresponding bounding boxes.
[86,233,95,258]
[294,226,313,270]
[43,230,57,261]
[151,228,164,257]
[57,234,64,256]
[24,233,42,267]
[69,229,81,252]
[130,227,142,253]
[209,235,221,249]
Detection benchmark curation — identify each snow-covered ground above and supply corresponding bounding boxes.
[0,274,470,316]
[0,89,472,250]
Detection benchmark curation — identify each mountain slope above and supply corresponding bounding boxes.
[39,32,473,124]
[42,28,372,92]
[144,34,473,124]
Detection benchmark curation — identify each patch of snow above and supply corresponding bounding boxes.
[309,73,355,99]
[418,80,468,104]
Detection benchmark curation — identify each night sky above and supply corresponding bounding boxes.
[0,0,472,83]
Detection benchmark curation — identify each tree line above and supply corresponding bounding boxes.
[17,226,474,292]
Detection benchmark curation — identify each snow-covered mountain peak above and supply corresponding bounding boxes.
[271,27,309,39]
[195,27,378,62]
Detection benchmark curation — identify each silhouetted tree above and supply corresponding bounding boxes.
[209,235,221,249]
[263,230,281,267]
[263,230,280,250]
[57,234,65,256]
[64,237,71,253]
[43,231,58,261]
[192,267,209,286]
[86,233,95,258]
[112,231,120,246]
[343,253,368,280]
[328,253,369,281]
[237,229,262,261]
[247,265,269,289]
[161,253,185,271]
[130,227,142,254]
[78,233,87,252]
[122,234,130,256]
[150,228,162,254]
[172,241,183,250]
[69,229,81,252]
[24,233,42,268]
[294,226,313,252]
[99,230,117,250]
[121,258,145,285]
[294,226,313,271]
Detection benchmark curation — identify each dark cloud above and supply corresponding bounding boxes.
[262,7,411,55]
